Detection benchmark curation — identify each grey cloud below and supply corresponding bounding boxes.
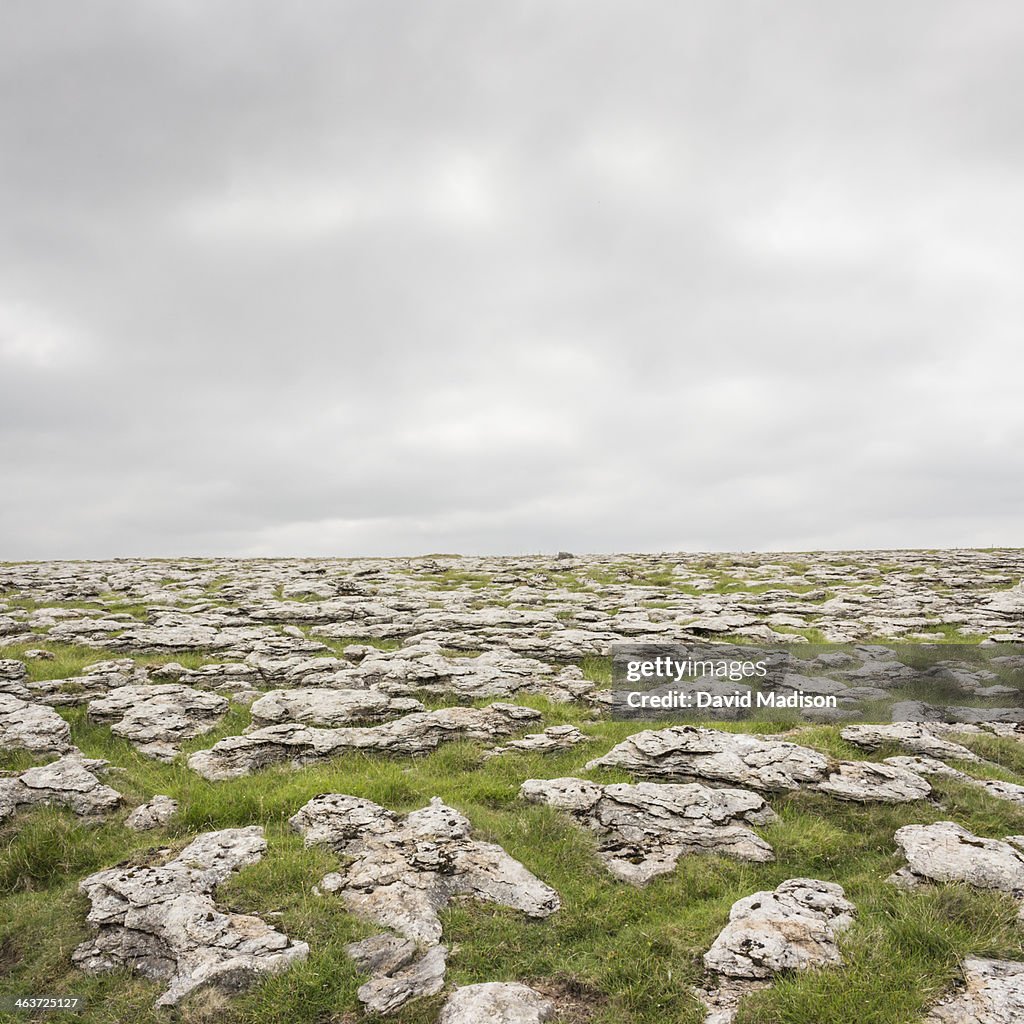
[1,1,1022,557]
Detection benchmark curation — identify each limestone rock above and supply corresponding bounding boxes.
[351,641,594,703]
[520,777,776,883]
[587,725,929,803]
[248,687,423,728]
[88,684,229,761]
[125,795,180,831]
[189,703,541,780]
[0,658,30,699]
[883,756,1024,808]
[72,826,308,1006]
[889,821,1024,892]
[485,724,589,759]
[290,794,560,945]
[29,659,146,706]
[346,936,447,1015]
[810,760,931,803]
[925,957,1024,1024]
[438,982,554,1024]
[0,693,72,755]
[586,726,830,792]
[698,878,855,1021]
[0,750,122,823]
[842,723,982,762]
[703,878,855,979]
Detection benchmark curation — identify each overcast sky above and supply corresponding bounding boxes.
[2,1,1022,559]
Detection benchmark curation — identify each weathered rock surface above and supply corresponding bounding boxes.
[586,726,830,791]
[0,750,122,822]
[520,777,776,882]
[884,756,1024,808]
[248,687,423,728]
[889,821,1024,893]
[812,760,932,803]
[438,982,554,1024]
[842,723,982,762]
[87,684,229,761]
[892,701,1024,726]
[29,659,147,706]
[345,935,447,1015]
[0,693,73,755]
[290,795,560,945]
[0,658,30,699]
[698,878,855,1023]
[188,703,542,780]
[587,725,930,802]
[73,826,308,1006]
[343,640,595,702]
[485,724,589,759]
[125,795,180,831]
[703,877,855,979]
[925,957,1024,1023]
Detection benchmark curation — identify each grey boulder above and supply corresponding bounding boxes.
[520,777,776,883]
[72,826,308,1006]
[438,982,554,1023]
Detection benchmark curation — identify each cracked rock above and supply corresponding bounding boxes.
[0,750,122,823]
[924,957,1024,1023]
[811,760,931,803]
[438,982,554,1023]
[0,693,73,755]
[889,821,1024,893]
[350,641,595,702]
[88,684,230,761]
[884,756,1024,808]
[0,659,30,699]
[586,726,830,791]
[698,878,855,1022]
[484,724,589,759]
[290,794,560,945]
[587,725,929,802]
[842,723,982,762]
[189,703,541,780]
[345,935,447,1015]
[248,687,423,728]
[520,777,776,883]
[125,795,180,831]
[72,826,308,1006]
[29,659,147,707]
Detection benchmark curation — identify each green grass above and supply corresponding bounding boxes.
[3,550,1024,1023]
[4,691,1024,1023]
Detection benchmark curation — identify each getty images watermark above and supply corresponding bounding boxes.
[607,641,1024,723]
[620,651,835,712]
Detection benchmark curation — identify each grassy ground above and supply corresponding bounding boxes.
[3,642,1024,1023]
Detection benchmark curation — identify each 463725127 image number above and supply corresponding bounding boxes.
[0,996,85,1013]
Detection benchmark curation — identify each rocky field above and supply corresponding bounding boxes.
[2,550,1024,1024]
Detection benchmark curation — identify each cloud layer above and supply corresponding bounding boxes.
[2,1,1022,557]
